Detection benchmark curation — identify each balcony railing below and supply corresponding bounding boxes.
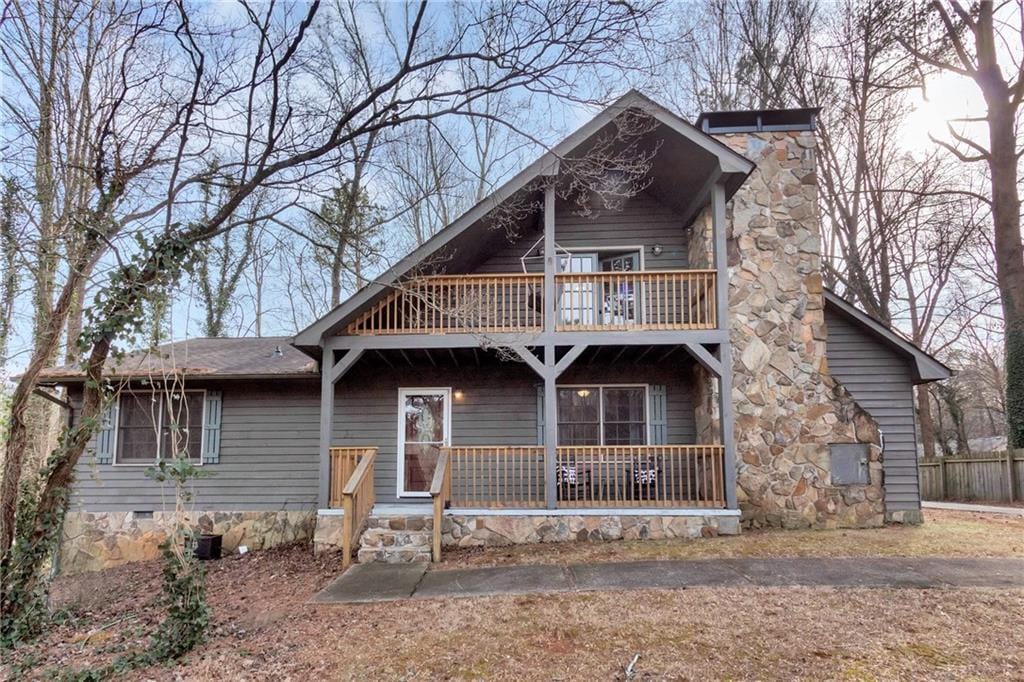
[437,444,725,510]
[554,270,716,331]
[430,444,726,561]
[345,270,716,335]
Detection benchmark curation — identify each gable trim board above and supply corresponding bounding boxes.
[823,290,952,384]
[292,90,756,354]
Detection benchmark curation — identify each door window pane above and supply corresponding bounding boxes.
[402,392,447,493]
[404,395,445,442]
[404,443,440,493]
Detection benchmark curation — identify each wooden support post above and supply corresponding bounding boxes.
[543,178,557,334]
[342,494,354,569]
[318,360,335,510]
[716,345,738,510]
[543,345,558,510]
[318,348,365,509]
[710,181,737,510]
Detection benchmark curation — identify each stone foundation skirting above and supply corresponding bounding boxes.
[885,509,924,525]
[443,512,741,547]
[314,511,741,558]
[60,510,316,574]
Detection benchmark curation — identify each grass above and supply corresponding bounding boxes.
[437,509,1024,569]
[6,509,1024,681]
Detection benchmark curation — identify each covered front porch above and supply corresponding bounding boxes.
[317,344,736,564]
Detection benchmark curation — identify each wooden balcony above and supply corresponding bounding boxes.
[345,270,717,336]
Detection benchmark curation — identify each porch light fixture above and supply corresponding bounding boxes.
[576,389,591,398]
[453,390,465,401]
[651,243,664,256]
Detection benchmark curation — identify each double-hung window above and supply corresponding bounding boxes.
[556,385,647,446]
[115,390,205,464]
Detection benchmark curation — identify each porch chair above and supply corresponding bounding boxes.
[629,455,663,501]
[556,463,591,501]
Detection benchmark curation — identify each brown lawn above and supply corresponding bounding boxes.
[6,509,1024,681]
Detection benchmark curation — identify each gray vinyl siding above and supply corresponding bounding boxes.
[825,307,921,511]
[476,191,690,273]
[68,381,320,512]
[334,362,697,505]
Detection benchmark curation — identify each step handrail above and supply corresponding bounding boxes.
[429,449,452,562]
[341,447,377,569]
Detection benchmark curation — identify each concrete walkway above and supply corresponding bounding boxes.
[311,557,1024,604]
[924,500,1024,516]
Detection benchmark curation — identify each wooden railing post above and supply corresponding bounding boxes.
[430,449,451,562]
[341,494,354,569]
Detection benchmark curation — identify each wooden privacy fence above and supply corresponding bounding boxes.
[328,446,377,568]
[918,449,1024,503]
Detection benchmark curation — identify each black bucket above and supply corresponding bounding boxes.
[195,533,222,560]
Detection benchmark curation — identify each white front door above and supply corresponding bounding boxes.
[397,388,451,497]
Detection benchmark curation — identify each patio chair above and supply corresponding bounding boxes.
[556,463,591,501]
[630,457,662,501]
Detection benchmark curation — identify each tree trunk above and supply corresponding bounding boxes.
[918,384,937,460]
[986,102,1024,447]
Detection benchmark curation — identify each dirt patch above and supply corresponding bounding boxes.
[7,510,1024,680]
[436,509,1024,569]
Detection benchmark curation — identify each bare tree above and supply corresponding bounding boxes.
[0,0,661,636]
[898,0,1024,448]
[0,179,20,368]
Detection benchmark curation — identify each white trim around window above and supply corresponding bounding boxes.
[557,383,650,446]
[112,389,207,466]
[396,387,451,499]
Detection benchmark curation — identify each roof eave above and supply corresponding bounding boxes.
[823,289,953,384]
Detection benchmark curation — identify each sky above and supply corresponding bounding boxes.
[0,1,1006,379]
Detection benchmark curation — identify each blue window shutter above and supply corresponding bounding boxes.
[95,401,119,464]
[202,391,222,464]
[648,385,667,445]
[536,384,545,445]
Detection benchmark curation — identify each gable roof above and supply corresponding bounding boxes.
[292,90,756,355]
[823,289,952,383]
[39,337,318,383]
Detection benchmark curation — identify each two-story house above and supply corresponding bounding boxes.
[45,92,950,572]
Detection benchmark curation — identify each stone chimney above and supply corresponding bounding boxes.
[696,109,884,529]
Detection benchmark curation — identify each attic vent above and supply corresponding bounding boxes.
[273,345,283,357]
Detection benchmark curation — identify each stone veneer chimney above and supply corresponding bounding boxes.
[694,110,885,529]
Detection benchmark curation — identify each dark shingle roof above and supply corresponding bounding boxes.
[39,337,317,382]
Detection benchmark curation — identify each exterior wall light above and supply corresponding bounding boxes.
[651,244,664,256]
[453,390,465,401]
